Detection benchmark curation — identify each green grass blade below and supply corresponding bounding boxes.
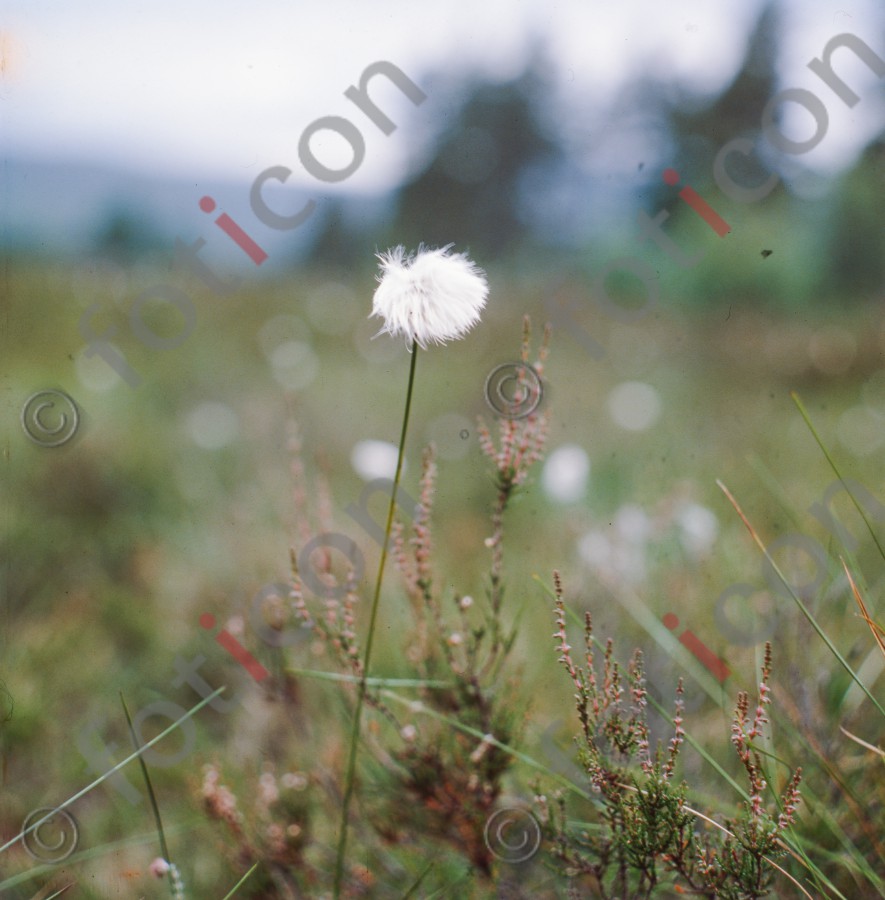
[31,885,75,899]
[401,861,434,898]
[718,480,885,719]
[791,391,885,563]
[220,863,259,900]
[286,667,453,689]
[120,692,174,894]
[0,687,225,857]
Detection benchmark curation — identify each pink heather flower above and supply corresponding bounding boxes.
[371,244,488,349]
[149,857,171,878]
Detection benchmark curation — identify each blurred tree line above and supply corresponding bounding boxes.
[305,0,882,308]
[85,1,882,308]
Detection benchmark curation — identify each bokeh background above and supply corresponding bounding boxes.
[2,0,884,896]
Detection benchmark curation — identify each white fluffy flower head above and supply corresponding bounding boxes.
[371,244,488,349]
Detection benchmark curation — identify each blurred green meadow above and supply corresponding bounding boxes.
[3,4,885,894]
[2,247,884,896]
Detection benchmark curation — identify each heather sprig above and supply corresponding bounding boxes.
[280,336,545,889]
[380,318,550,881]
[201,762,313,896]
[543,577,803,898]
[476,315,550,657]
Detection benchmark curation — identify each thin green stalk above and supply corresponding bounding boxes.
[718,479,885,718]
[120,692,175,896]
[285,667,452,689]
[333,344,419,899]
[220,863,259,900]
[35,885,75,899]
[791,391,885,563]
[421,869,475,899]
[401,861,434,898]
[0,688,224,857]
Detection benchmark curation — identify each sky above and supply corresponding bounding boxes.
[2,0,883,192]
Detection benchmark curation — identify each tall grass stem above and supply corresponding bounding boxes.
[333,345,419,898]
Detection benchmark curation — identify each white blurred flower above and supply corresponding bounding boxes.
[281,771,309,791]
[607,381,661,431]
[614,543,647,584]
[371,244,488,349]
[676,502,718,559]
[578,516,647,585]
[351,439,400,481]
[614,503,652,544]
[578,530,611,569]
[541,444,590,504]
[259,771,279,806]
[185,401,239,450]
[226,614,245,636]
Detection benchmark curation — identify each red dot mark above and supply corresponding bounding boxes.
[199,612,216,630]
[199,196,217,214]
[662,612,680,630]
[662,168,680,186]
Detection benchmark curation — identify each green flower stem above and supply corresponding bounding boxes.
[333,344,419,899]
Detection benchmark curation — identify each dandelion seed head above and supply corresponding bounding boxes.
[371,244,488,349]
